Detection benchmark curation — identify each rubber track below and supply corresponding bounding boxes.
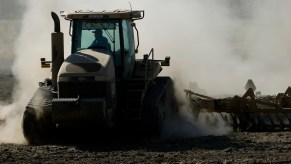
[142,77,174,136]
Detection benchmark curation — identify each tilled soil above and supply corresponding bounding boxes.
[0,132,291,163]
[0,73,291,163]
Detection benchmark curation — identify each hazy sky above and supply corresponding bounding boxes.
[4,0,291,95]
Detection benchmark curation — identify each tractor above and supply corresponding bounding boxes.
[22,10,176,144]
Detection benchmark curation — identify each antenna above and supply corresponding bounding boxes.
[129,2,132,12]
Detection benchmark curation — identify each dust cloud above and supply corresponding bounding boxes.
[1,0,291,143]
[150,0,291,96]
[0,0,24,71]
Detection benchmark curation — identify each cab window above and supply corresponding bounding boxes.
[72,20,121,67]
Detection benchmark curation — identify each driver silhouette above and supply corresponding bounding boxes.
[89,29,111,51]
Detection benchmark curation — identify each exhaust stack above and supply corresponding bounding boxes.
[51,12,64,89]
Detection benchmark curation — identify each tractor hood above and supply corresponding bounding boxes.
[58,49,115,82]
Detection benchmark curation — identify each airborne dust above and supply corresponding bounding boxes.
[1,0,291,143]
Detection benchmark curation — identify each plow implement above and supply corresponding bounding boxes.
[185,81,291,131]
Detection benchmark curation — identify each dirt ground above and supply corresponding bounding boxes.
[0,72,291,163]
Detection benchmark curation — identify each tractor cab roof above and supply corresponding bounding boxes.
[60,10,144,20]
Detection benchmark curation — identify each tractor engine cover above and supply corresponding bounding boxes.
[53,49,116,126]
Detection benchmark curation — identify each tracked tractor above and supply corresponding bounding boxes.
[22,10,176,144]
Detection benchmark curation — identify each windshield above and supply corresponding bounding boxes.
[72,20,120,54]
[71,19,136,79]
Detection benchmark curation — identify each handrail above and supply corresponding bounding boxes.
[144,48,154,90]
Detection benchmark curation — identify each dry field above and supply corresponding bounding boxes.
[0,72,290,163]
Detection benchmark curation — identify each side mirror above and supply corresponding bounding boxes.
[132,23,139,53]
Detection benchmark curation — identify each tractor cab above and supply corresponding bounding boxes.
[61,10,144,79]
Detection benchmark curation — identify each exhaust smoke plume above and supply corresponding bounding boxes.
[1,0,291,143]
